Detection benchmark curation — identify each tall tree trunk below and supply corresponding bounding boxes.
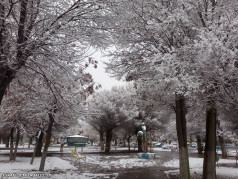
[105,129,112,153]
[20,135,23,144]
[196,135,203,154]
[5,137,9,148]
[218,135,226,158]
[39,113,54,171]
[175,95,190,179]
[9,127,14,161]
[127,138,130,151]
[0,0,29,105]
[28,137,32,148]
[217,120,227,158]
[36,131,44,156]
[203,105,217,179]
[13,127,20,161]
[99,129,104,151]
[0,69,15,105]
[31,131,43,165]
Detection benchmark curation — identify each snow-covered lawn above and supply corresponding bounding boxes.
[85,154,159,169]
[0,155,118,179]
[163,157,238,178]
[1,144,238,178]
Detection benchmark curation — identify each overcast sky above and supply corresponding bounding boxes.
[86,51,125,90]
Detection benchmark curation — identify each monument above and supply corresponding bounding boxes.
[137,123,156,159]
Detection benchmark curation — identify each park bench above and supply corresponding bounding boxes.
[70,150,86,164]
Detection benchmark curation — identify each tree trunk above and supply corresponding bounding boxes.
[115,138,117,146]
[105,129,112,152]
[196,135,203,154]
[137,137,143,152]
[5,137,9,148]
[99,130,104,151]
[175,95,190,179]
[127,138,130,151]
[28,137,32,148]
[218,135,227,158]
[13,127,20,161]
[39,113,54,171]
[36,131,44,156]
[0,0,29,105]
[9,127,14,161]
[0,69,15,105]
[60,143,64,152]
[20,135,23,143]
[31,138,38,164]
[31,131,43,165]
[203,106,217,179]
[217,120,227,158]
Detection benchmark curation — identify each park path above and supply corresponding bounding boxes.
[52,150,180,179]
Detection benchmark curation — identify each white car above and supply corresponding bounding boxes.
[162,144,178,151]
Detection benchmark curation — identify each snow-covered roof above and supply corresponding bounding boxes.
[67,135,88,138]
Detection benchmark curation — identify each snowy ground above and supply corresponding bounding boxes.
[0,155,118,179]
[0,144,238,178]
[164,156,238,178]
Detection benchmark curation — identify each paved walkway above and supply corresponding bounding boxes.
[116,167,168,179]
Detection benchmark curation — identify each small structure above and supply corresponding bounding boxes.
[66,135,88,147]
[137,123,156,159]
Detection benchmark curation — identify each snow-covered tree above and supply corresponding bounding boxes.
[0,0,108,105]
[104,0,238,178]
[87,86,137,152]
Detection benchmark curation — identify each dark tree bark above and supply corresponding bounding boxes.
[217,120,227,158]
[13,127,20,161]
[123,137,126,147]
[31,131,44,165]
[9,127,14,161]
[0,0,29,105]
[203,105,217,179]
[105,129,113,152]
[5,137,9,148]
[99,128,104,151]
[20,135,23,144]
[218,135,227,158]
[28,137,33,148]
[127,136,131,151]
[36,131,44,156]
[0,68,15,105]
[196,135,203,154]
[175,95,190,179]
[39,113,54,171]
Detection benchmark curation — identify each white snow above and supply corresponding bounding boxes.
[66,135,88,138]
[0,155,118,179]
[85,155,159,169]
[163,157,238,177]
